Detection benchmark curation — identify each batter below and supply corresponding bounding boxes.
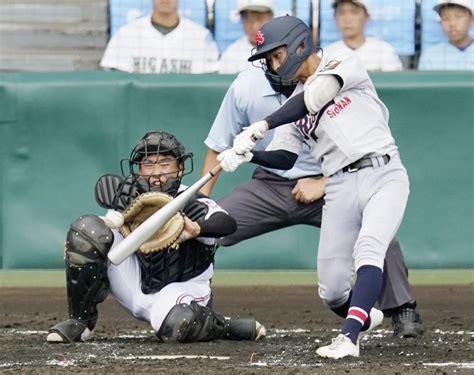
[218,15,410,359]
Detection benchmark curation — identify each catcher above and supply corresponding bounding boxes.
[47,131,266,344]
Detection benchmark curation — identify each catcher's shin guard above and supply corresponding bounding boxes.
[156,301,266,343]
[156,301,225,343]
[222,316,266,341]
[48,215,113,343]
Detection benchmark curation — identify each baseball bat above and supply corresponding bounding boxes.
[107,163,222,265]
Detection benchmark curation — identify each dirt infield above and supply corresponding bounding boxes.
[0,285,473,373]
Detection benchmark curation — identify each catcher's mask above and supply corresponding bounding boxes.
[121,131,193,197]
[248,15,315,81]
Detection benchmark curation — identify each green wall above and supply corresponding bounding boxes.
[0,71,472,269]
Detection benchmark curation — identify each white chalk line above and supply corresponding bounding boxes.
[7,328,474,337]
[423,362,474,369]
[1,328,473,369]
[273,328,310,333]
[118,355,230,360]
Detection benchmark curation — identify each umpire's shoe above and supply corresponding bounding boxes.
[391,301,424,338]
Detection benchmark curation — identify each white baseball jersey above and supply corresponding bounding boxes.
[100,15,219,74]
[324,37,403,72]
[268,51,398,176]
[218,36,255,74]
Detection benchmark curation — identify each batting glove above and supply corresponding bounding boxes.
[217,149,253,172]
[233,121,268,155]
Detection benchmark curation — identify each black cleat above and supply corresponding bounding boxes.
[392,307,424,338]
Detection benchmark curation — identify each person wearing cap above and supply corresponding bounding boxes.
[324,0,403,72]
[419,0,473,70]
[218,0,274,74]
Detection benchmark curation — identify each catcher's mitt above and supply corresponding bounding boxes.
[119,192,185,254]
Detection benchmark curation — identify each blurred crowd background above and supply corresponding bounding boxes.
[0,0,472,72]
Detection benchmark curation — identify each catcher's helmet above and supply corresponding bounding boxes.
[248,15,314,81]
[124,131,193,196]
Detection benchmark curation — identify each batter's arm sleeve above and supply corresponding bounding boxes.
[251,150,298,170]
[264,74,341,125]
[264,92,309,129]
[266,124,304,156]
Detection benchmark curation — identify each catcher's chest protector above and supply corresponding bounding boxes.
[137,198,215,295]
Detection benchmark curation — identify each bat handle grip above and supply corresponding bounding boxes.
[209,163,222,177]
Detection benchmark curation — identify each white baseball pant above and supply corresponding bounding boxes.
[107,231,212,332]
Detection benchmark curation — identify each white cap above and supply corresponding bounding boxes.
[434,0,473,14]
[332,0,370,12]
[237,0,274,14]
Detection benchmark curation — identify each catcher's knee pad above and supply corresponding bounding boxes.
[63,215,113,328]
[156,301,225,343]
[66,214,114,266]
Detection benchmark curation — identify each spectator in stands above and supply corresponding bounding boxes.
[218,0,274,74]
[419,0,473,70]
[100,0,219,74]
[324,0,403,71]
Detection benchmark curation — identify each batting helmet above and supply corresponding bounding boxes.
[123,131,193,196]
[248,15,314,81]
